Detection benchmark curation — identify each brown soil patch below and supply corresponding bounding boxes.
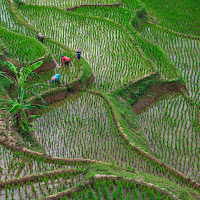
[132,81,182,115]
[197,111,200,128]
[34,59,56,74]
[4,57,22,68]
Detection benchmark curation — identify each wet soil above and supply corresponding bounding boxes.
[132,81,182,115]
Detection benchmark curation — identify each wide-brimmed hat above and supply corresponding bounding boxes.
[51,76,56,80]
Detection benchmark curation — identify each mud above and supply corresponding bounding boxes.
[33,58,56,74]
[132,80,183,115]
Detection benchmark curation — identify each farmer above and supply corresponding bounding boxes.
[76,48,82,59]
[38,33,44,43]
[61,55,70,67]
[51,74,61,83]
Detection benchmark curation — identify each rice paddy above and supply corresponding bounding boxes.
[20,5,153,92]
[0,27,44,63]
[0,0,200,199]
[140,24,200,102]
[140,0,200,36]
[138,95,200,181]
[20,0,118,10]
[70,179,169,200]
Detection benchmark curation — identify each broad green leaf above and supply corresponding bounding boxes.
[0,107,10,110]
[22,104,35,109]
[19,87,24,102]
[24,61,43,78]
[4,62,18,75]
[9,104,21,113]
[25,83,46,91]
[29,115,41,119]
[0,72,18,86]
[7,98,18,105]
[34,104,48,109]
[32,92,48,106]
[30,122,37,125]
[21,109,28,118]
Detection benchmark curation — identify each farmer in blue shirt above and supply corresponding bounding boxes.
[51,74,61,83]
[76,48,82,59]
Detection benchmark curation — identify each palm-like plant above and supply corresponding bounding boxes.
[0,61,48,133]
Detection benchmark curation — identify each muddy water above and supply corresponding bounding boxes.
[137,95,200,181]
[0,145,77,181]
[20,6,152,92]
[0,174,84,199]
[141,24,200,104]
[34,92,169,178]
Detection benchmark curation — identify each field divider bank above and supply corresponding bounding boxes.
[64,8,157,73]
[7,0,94,106]
[128,11,183,81]
[65,1,123,11]
[87,87,200,191]
[147,22,200,40]
[41,174,179,200]
[0,168,78,189]
[0,26,55,74]
[0,138,137,175]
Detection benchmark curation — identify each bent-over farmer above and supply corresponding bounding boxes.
[38,33,44,43]
[61,55,70,67]
[51,74,61,83]
[76,48,82,59]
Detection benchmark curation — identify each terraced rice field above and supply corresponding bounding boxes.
[138,95,200,181]
[0,144,85,181]
[141,24,200,103]
[20,5,153,92]
[0,0,200,199]
[70,179,169,200]
[0,27,44,63]
[21,0,118,9]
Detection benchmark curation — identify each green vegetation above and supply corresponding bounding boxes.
[72,5,179,81]
[20,0,118,9]
[0,61,47,133]
[20,5,153,92]
[0,27,44,63]
[140,0,200,36]
[73,6,132,28]
[0,0,199,199]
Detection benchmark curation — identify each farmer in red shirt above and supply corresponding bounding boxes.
[61,55,70,68]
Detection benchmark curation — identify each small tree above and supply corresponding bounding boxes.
[0,61,48,134]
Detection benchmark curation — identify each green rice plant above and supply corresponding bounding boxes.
[0,27,44,63]
[122,0,141,10]
[0,0,36,37]
[0,144,81,181]
[70,180,170,200]
[140,0,200,36]
[33,92,192,184]
[140,23,200,103]
[72,5,179,81]
[73,6,132,28]
[20,0,118,10]
[0,172,83,199]
[20,5,153,92]
[138,95,200,181]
